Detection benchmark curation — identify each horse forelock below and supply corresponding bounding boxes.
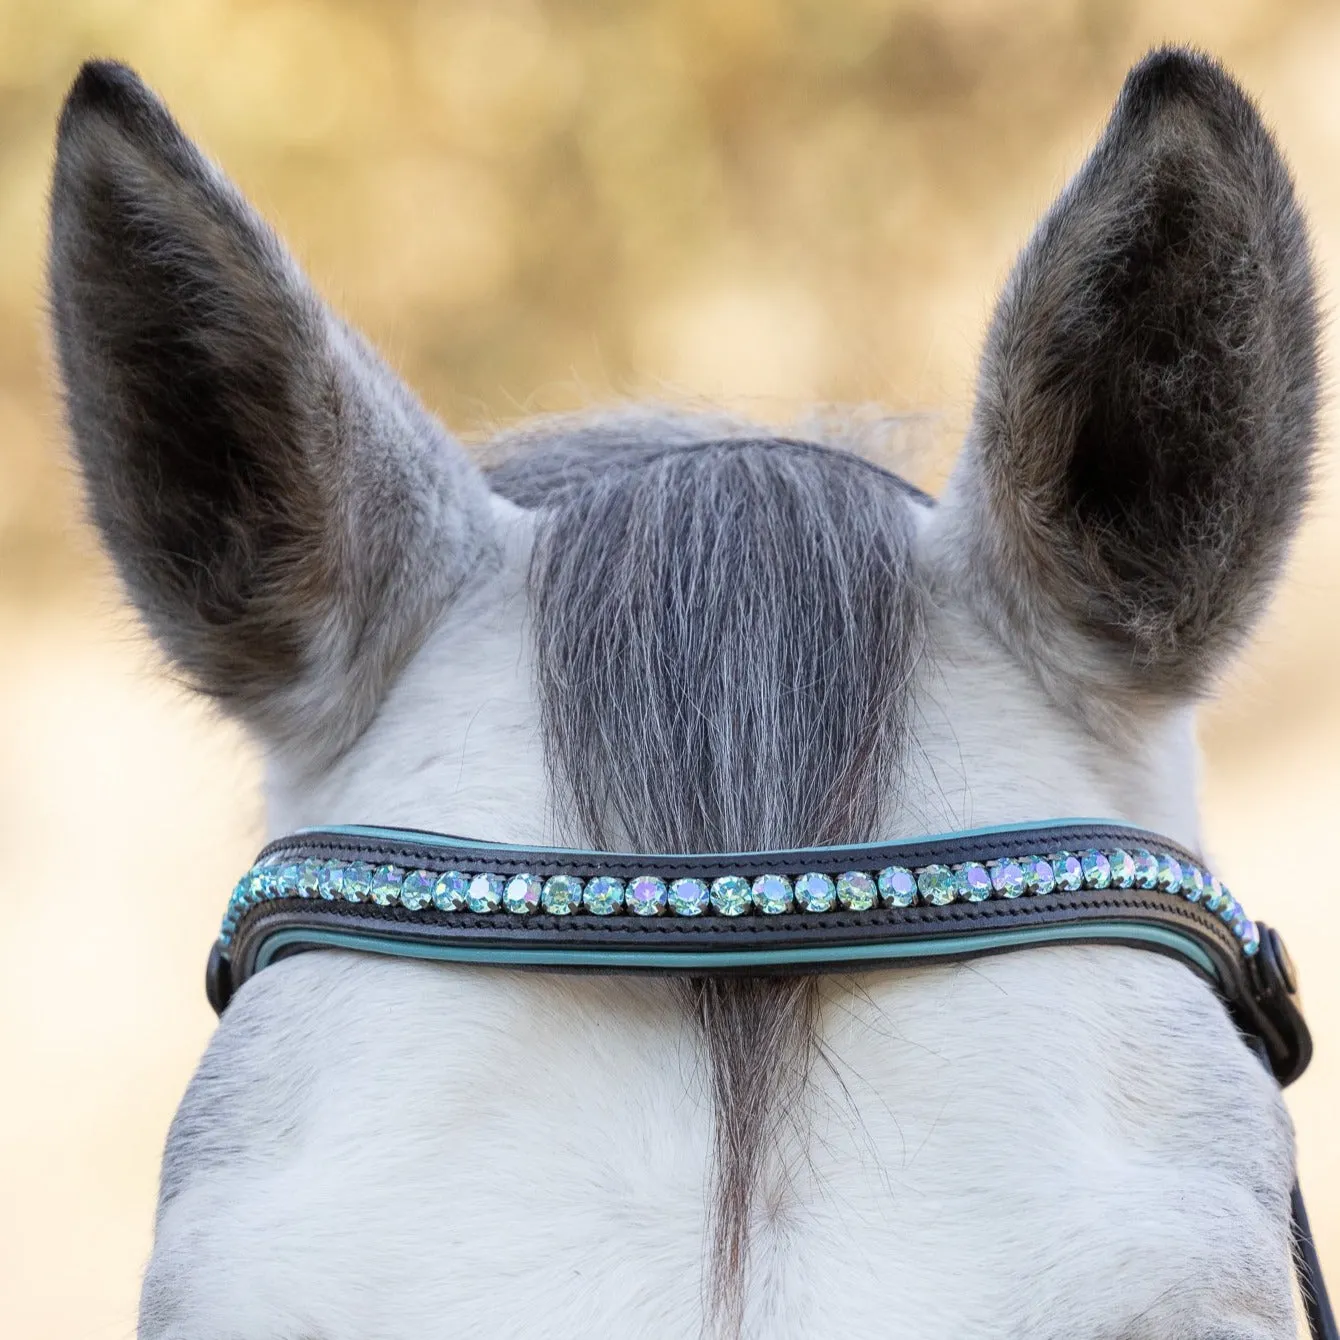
[488,419,927,1330]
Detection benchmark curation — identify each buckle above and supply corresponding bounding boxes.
[1252,924,1312,1085]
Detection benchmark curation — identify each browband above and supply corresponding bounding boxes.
[208,818,1310,1085]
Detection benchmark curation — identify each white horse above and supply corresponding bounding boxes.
[49,48,1319,1339]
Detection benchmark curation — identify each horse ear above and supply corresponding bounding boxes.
[48,62,501,756]
[929,47,1320,708]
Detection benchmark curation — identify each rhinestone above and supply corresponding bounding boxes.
[837,871,878,911]
[229,876,248,912]
[752,874,794,915]
[1203,876,1230,914]
[1107,850,1136,889]
[1131,849,1158,889]
[710,876,751,917]
[988,860,1026,899]
[342,862,374,902]
[432,870,470,912]
[1228,903,1247,936]
[584,876,625,916]
[917,864,958,906]
[1155,854,1183,895]
[218,929,232,946]
[1241,922,1261,956]
[957,863,992,902]
[467,872,505,913]
[316,861,344,901]
[370,865,404,906]
[1050,853,1083,893]
[795,872,837,912]
[1180,866,1205,902]
[878,866,917,908]
[541,874,584,915]
[277,862,301,899]
[1080,850,1112,890]
[399,869,435,911]
[297,860,323,898]
[1018,857,1056,895]
[628,875,669,917]
[247,867,270,903]
[503,873,542,915]
[668,877,710,916]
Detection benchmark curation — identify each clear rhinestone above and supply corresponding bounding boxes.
[795,872,837,912]
[1180,866,1205,902]
[1018,857,1056,895]
[917,864,958,906]
[628,875,669,917]
[710,876,751,916]
[467,872,505,913]
[541,874,584,915]
[370,865,404,906]
[1050,853,1083,892]
[837,871,877,911]
[1155,853,1183,894]
[1107,850,1136,889]
[277,862,301,898]
[342,862,373,902]
[957,863,992,902]
[297,860,323,898]
[988,860,1026,899]
[1203,875,1230,914]
[668,877,710,916]
[584,876,625,916]
[1131,849,1158,890]
[400,869,435,911]
[1080,850,1112,890]
[878,866,917,908]
[432,870,470,912]
[503,873,542,915]
[752,874,794,915]
[317,861,344,901]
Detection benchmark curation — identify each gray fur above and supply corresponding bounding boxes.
[491,434,925,1327]
[47,61,497,757]
[939,47,1320,704]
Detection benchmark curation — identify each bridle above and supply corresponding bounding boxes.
[208,817,1332,1337]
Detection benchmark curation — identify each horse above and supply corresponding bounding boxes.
[48,47,1321,1340]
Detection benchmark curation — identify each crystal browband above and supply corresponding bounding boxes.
[207,819,1310,1084]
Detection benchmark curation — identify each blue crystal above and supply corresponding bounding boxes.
[1018,857,1056,895]
[795,872,837,912]
[628,875,669,916]
[1241,922,1261,956]
[277,862,301,899]
[370,865,404,906]
[541,874,584,915]
[342,861,373,902]
[1203,876,1230,914]
[432,870,470,912]
[1180,866,1205,902]
[1228,903,1247,936]
[317,861,344,901]
[917,864,958,906]
[878,866,917,907]
[837,871,877,911]
[297,860,322,899]
[1050,853,1083,892]
[1131,850,1158,889]
[710,876,751,916]
[400,869,435,911]
[467,872,505,913]
[668,877,710,916]
[752,874,793,915]
[1107,850,1136,889]
[957,863,992,902]
[1080,850,1112,890]
[503,873,542,914]
[988,860,1026,899]
[1155,854,1183,894]
[584,876,625,916]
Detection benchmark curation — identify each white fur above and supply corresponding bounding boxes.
[140,488,1298,1340]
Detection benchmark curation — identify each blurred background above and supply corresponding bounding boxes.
[3,1,1339,1335]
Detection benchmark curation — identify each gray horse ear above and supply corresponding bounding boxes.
[48,61,499,754]
[931,47,1320,705]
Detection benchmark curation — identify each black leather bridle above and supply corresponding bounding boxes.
[208,818,1333,1337]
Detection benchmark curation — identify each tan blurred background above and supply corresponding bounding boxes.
[3,2,1339,1336]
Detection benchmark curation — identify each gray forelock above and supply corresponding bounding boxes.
[486,415,926,1330]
